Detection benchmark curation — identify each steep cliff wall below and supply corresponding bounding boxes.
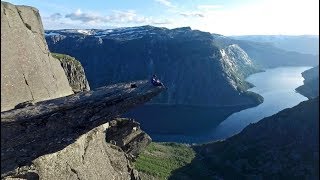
[1,2,73,112]
[212,34,319,68]
[52,53,90,93]
[45,26,262,107]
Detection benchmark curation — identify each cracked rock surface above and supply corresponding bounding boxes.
[1,1,73,112]
[1,80,164,179]
[1,2,165,179]
[106,118,152,160]
[30,124,137,180]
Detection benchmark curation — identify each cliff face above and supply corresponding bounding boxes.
[45,26,262,107]
[29,123,136,180]
[296,66,319,99]
[212,34,319,68]
[52,53,90,93]
[1,2,163,179]
[1,2,74,112]
[219,44,260,92]
[12,119,148,180]
[1,80,164,178]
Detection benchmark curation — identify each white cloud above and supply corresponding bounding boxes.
[64,9,150,24]
[65,9,104,23]
[152,19,172,25]
[49,13,62,21]
[179,0,319,35]
[197,5,223,10]
[180,12,204,18]
[42,0,318,35]
[154,0,174,8]
[44,9,171,29]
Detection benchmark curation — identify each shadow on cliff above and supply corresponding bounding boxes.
[1,80,164,176]
[167,146,222,180]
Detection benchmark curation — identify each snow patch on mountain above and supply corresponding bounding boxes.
[45,32,60,36]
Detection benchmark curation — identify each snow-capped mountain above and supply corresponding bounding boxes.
[45,25,262,107]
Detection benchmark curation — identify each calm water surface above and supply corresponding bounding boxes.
[152,66,311,143]
[207,66,310,141]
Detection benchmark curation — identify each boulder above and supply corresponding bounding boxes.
[106,118,152,160]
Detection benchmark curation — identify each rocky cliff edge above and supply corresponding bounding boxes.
[1,80,164,179]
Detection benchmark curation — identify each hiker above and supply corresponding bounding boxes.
[151,75,163,86]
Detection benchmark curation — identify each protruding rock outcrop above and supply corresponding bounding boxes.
[106,118,152,160]
[296,66,319,99]
[52,53,90,93]
[1,80,164,178]
[1,2,74,112]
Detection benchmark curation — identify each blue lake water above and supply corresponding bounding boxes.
[149,66,311,143]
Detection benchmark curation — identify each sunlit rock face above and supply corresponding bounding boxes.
[1,2,73,112]
[212,34,319,68]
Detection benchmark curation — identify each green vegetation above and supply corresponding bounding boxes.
[134,142,195,179]
[51,52,81,67]
[51,52,67,59]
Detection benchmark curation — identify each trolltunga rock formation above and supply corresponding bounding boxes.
[1,80,164,179]
[1,2,164,179]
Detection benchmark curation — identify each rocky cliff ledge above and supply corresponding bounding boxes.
[1,80,164,179]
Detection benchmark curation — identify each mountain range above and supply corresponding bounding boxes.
[231,35,319,55]
[1,1,319,179]
[45,26,263,107]
[212,34,319,68]
[45,26,318,135]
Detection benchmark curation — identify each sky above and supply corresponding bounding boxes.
[5,0,319,35]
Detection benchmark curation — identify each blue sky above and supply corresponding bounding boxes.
[5,0,319,35]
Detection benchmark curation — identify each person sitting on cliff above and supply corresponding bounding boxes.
[151,75,163,87]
